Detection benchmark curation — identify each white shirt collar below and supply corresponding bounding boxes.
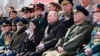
[85,5,91,11]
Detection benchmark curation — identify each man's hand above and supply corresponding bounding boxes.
[85,48,92,56]
[36,43,45,52]
[57,46,65,53]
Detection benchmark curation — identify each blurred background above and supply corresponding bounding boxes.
[0,0,94,17]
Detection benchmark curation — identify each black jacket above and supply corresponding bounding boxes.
[41,21,67,50]
[59,12,74,28]
[10,27,27,52]
[18,29,44,53]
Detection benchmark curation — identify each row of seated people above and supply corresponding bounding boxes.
[0,2,100,56]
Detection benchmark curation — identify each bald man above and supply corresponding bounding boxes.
[30,11,66,56]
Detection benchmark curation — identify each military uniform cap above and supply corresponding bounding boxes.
[61,0,73,6]
[73,5,89,16]
[15,17,28,25]
[34,3,44,11]
[1,20,12,26]
[21,7,32,13]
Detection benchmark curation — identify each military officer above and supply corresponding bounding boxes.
[0,20,13,56]
[34,3,48,30]
[9,10,20,33]
[5,18,28,56]
[43,5,93,56]
[59,0,74,28]
[76,4,100,56]
[21,7,32,22]
[10,18,28,53]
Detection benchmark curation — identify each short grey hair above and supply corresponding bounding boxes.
[48,11,59,17]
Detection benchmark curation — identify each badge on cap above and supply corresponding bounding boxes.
[73,9,77,13]
[18,21,23,24]
[3,23,6,25]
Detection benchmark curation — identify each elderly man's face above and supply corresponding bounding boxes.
[74,11,85,23]
[1,26,11,34]
[93,12,100,23]
[47,11,58,24]
[80,0,91,7]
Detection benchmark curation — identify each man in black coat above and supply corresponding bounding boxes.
[30,11,66,56]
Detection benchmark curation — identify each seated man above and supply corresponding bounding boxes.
[77,4,100,56]
[16,19,44,56]
[43,5,93,56]
[0,20,13,56]
[8,18,28,56]
[30,11,66,56]
[10,18,28,52]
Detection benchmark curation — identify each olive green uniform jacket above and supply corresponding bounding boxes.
[57,21,93,56]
